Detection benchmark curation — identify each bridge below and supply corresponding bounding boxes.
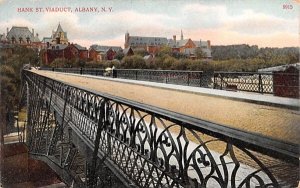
[14,68,299,187]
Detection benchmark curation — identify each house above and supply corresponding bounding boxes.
[5,26,41,49]
[123,47,134,56]
[167,30,212,59]
[42,43,88,64]
[43,44,68,64]
[89,45,122,61]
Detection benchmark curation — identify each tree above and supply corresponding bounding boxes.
[133,48,149,57]
[194,47,205,59]
[121,55,146,69]
[156,46,172,57]
[115,51,124,61]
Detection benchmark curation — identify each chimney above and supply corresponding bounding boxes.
[32,28,34,36]
[173,35,176,42]
[207,40,211,49]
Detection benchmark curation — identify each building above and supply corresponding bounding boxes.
[123,47,134,56]
[167,30,212,59]
[51,23,68,45]
[124,32,168,54]
[42,23,69,48]
[124,31,212,59]
[43,43,88,64]
[89,45,122,61]
[0,33,7,43]
[5,26,41,48]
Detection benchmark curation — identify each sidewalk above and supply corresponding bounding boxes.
[32,70,300,144]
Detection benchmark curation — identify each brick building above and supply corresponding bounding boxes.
[124,31,212,59]
[43,43,88,64]
[89,45,122,61]
[167,30,212,59]
[124,32,168,54]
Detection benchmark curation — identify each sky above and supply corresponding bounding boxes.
[0,0,299,48]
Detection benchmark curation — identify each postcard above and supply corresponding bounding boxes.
[0,0,299,187]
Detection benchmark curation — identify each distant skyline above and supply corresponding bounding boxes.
[0,0,299,48]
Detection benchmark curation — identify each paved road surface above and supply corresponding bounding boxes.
[32,70,300,144]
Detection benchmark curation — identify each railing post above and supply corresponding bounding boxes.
[258,73,263,93]
[187,72,190,86]
[199,72,202,87]
[87,99,106,187]
[80,67,83,75]
[135,70,138,80]
[165,72,168,84]
[220,74,223,90]
[113,69,117,78]
[213,73,216,89]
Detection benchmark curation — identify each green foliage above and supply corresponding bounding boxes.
[194,48,205,59]
[133,48,149,57]
[0,46,37,113]
[156,46,172,57]
[42,44,298,72]
[121,55,146,69]
[115,51,124,61]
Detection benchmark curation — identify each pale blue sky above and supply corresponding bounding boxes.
[0,0,298,47]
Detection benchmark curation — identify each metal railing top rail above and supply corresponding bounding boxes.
[24,70,299,164]
[40,67,203,73]
[115,69,204,73]
[215,71,273,75]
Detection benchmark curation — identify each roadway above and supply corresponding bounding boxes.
[32,70,300,144]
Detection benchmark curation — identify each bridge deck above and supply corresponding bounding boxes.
[32,70,300,144]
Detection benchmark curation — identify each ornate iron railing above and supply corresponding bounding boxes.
[114,69,209,87]
[40,68,206,87]
[39,68,280,95]
[42,67,105,76]
[213,72,274,94]
[23,70,299,187]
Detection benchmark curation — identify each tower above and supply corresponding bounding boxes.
[181,29,183,40]
[125,31,130,48]
[51,23,68,45]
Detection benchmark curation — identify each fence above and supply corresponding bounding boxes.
[39,67,300,96]
[213,72,274,94]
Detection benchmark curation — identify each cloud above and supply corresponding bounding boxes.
[0,18,34,33]
[181,3,227,29]
[0,1,297,48]
[225,10,297,35]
